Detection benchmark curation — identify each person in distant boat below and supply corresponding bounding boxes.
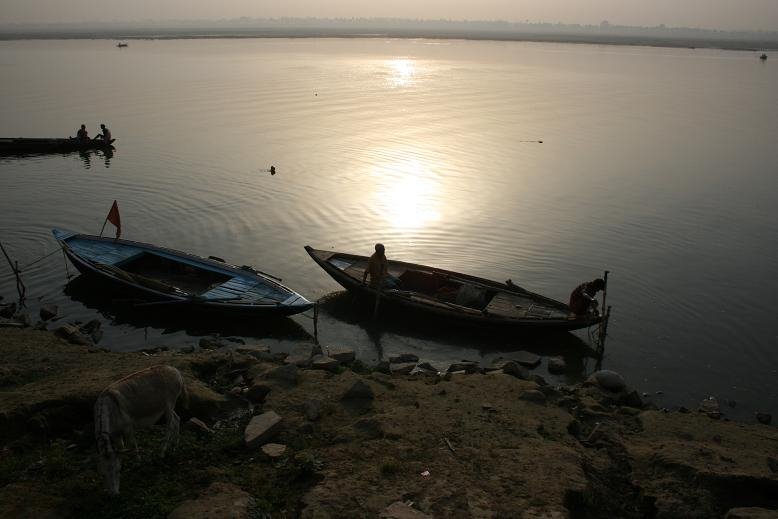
[362,243,398,289]
[76,124,89,142]
[95,123,112,143]
[568,278,605,315]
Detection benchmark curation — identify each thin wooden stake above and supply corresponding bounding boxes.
[0,241,26,306]
[313,302,319,346]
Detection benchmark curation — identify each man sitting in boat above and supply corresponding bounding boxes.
[569,278,605,315]
[95,123,112,143]
[362,243,398,289]
[76,124,89,142]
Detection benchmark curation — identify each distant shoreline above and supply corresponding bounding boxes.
[0,29,776,52]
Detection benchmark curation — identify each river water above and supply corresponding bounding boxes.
[1,38,776,420]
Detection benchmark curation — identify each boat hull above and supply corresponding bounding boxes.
[54,230,313,317]
[305,246,601,331]
[0,138,116,155]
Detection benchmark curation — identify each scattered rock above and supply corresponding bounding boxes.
[304,399,322,421]
[620,390,645,409]
[547,356,566,374]
[53,324,93,346]
[235,345,271,359]
[341,380,374,412]
[185,417,213,435]
[329,348,356,364]
[389,353,419,364]
[244,411,282,447]
[199,337,226,350]
[285,346,315,364]
[179,345,195,354]
[698,397,721,419]
[724,507,778,519]
[587,370,626,392]
[491,359,530,380]
[380,500,432,518]
[416,361,440,373]
[311,355,340,373]
[13,311,31,327]
[261,443,287,458]
[39,304,58,321]
[510,351,542,368]
[519,390,547,404]
[264,364,298,387]
[168,482,255,519]
[756,412,772,425]
[375,360,391,374]
[224,337,245,344]
[244,383,271,403]
[481,403,497,412]
[447,361,479,373]
[767,457,778,474]
[531,374,548,386]
[390,362,416,375]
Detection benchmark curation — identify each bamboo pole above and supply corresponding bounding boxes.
[0,241,26,306]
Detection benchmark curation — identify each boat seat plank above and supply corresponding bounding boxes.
[68,241,142,265]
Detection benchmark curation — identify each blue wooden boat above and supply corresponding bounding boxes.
[53,229,313,316]
[305,246,602,331]
[0,138,115,156]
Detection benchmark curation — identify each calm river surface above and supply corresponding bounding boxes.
[1,39,776,420]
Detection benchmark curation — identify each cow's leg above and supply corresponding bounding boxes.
[161,408,175,457]
[170,410,181,450]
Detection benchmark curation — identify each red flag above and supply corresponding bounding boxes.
[106,200,121,238]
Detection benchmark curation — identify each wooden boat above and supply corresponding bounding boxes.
[0,138,115,156]
[116,43,128,48]
[305,246,602,331]
[760,53,768,60]
[53,229,313,316]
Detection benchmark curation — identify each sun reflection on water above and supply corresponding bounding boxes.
[388,58,415,87]
[372,159,440,230]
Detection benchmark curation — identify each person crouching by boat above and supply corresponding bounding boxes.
[568,278,605,315]
[95,124,112,143]
[362,243,398,289]
[76,124,89,142]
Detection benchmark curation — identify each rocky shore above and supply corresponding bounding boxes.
[1,302,777,518]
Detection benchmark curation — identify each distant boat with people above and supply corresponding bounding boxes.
[0,137,115,156]
[760,53,767,60]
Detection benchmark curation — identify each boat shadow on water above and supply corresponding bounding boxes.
[63,275,313,341]
[316,291,601,370]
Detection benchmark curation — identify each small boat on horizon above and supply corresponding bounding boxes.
[0,137,115,156]
[760,53,768,60]
[54,229,313,317]
[305,246,603,332]
[116,43,128,48]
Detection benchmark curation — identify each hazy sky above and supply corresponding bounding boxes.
[1,0,777,31]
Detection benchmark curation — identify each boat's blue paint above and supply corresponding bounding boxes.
[52,228,313,315]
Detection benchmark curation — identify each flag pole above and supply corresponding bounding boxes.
[99,216,109,238]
